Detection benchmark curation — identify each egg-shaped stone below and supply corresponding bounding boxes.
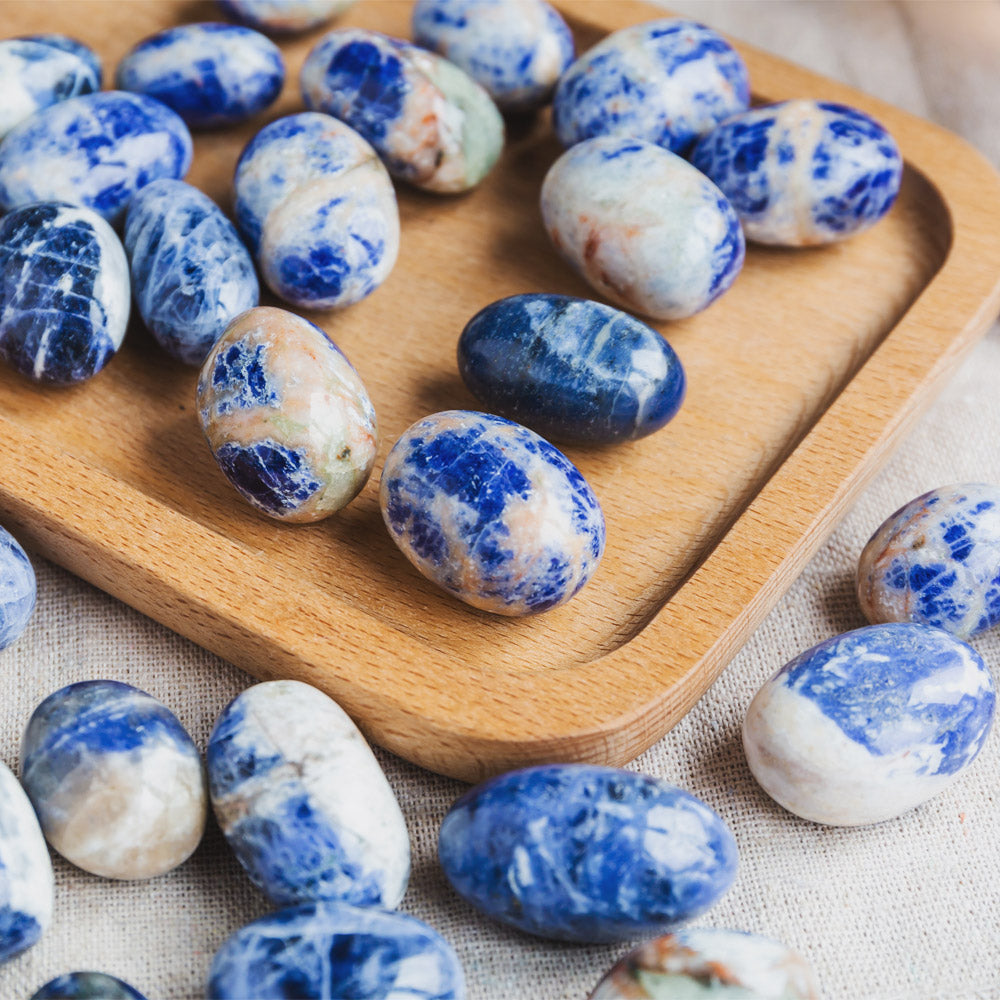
[0,202,130,384]
[743,623,995,827]
[20,680,207,879]
[857,483,1000,639]
[380,410,605,615]
[541,136,744,320]
[588,929,819,999]
[116,23,285,129]
[30,973,148,1000]
[234,112,399,309]
[208,680,410,908]
[217,0,355,34]
[198,307,378,523]
[0,91,192,224]
[411,0,574,112]
[552,18,749,154]
[208,901,465,1000]
[301,28,504,193]
[124,179,259,366]
[0,761,53,965]
[458,294,686,444]
[690,100,903,246]
[0,525,35,650]
[439,764,737,943]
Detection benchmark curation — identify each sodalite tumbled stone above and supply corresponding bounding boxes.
[0,525,35,650]
[458,294,686,444]
[208,680,410,908]
[125,179,258,366]
[301,28,504,193]
[116,23,285,128]
[0,203,130,384]
[218,0,355,34]
[381,410,605,615]
[542,136,744,320]
[743,623,996,826]
[691,100,903,246]
[30,973,148,1000]
[208,901,465,1000]
[438,764,738,943]
[21,680,207,879]
[857,483,1000,639]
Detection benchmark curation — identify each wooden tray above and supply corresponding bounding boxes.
[2,0,1000,782]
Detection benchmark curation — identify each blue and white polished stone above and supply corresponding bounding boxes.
[438,764,738,943]
[218,0,355,34]
[125,179,258,366]
[458,294,686,444]
[116,23,285,129]
[381,410,605,615]
[16,34,101,83]
[0,525,35,650]
[0,761,53,966]
[208,901,465,1000]
[30,973,148,1000]
[690,100,903,246]
[743,623,996,826]
[411,0,574,112]
[0,91,193,224]
[21,680,207,879]
[208,680,410,908]
[541,136,744,320]
[553,18,749,154]
[0,203,130,384]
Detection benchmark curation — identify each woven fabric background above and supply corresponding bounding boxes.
[1,2,1000,998]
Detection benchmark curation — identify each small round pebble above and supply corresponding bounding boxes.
[690,100,903,246]
[21,680,207,879]
[30,972,148,1000]
[218,0,355,34]
[198,307,378,523]
[541,135,744,320]
[116,22,285,129]
[380,410,605,615]
[743,623,996,826]
[0,524,35,649]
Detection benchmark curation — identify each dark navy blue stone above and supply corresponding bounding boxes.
[0,524,35,650]
[30,972,148,1000]
[215,441,324,516]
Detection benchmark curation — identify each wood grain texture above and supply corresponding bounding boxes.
[1,0,999,780]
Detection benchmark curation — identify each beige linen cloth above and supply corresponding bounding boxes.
[2,2,1000,998]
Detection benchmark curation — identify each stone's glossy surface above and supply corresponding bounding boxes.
[0,525,35,650]
[208,680,410,908]
[542,136,744,320]
[411,0,574,112]
[208,901,465,1000]
[16,34,101,83]
[691,100,903,246]
[30,972,148,1000]
[458,294,686,444]
[381,411,605,616]
[198,308,378,523]
[116,23,285,128]
[857,483,1000,639]
[0,203,130,384]
[0,91,193,224]
[0,761,53,966]
[234,112,399,309]
[553,18,749,154]
[301,28,504,193]
[125,179,259,366]
[588,929,820,999]
[218,0,355,34]
[439,764,737,943]
[21,680,207,879]
[743,623,996,827]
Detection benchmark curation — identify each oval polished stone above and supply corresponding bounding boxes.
[691,100,903,246]
[458,294,686,444]
[857,483,1000,639]
[30,973,148,1000]
[553,18,749,153]
[0,525,35,650]
[0,202,130,384]
[198,307,378,523]
[116,22,285,128]
[208,901,465,1000]
[743,623,996,826]
[411,0,574,112]
[380,410,605,615]
[21,680,207,879]
[438,764,738,942]
[541,136,744,320]
[218,0,355,34]
[208,680,410,908]
[301,28,504,193]
[125,179,259,366]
